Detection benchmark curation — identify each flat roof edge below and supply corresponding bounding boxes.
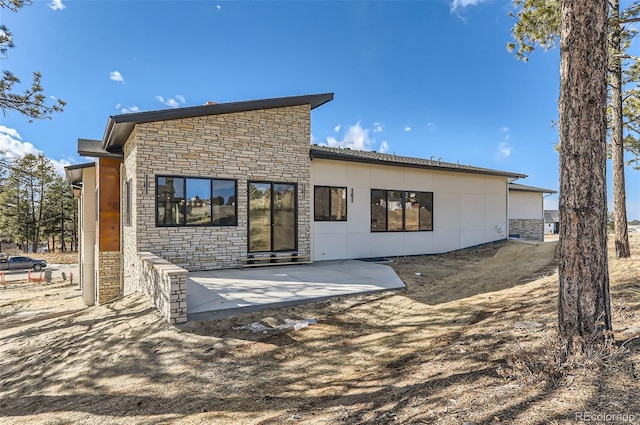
[64,162,96,171]
[310,148,527,179]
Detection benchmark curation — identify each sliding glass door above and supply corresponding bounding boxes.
[248,181,297,253]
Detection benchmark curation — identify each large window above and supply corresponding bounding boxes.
[314,186,347,221]
[371,189,433,232]
[156,176,237,226]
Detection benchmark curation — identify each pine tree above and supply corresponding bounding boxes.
[558,0,612,353]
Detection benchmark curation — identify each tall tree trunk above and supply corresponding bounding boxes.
[610,0,631,258]
[558,0,612,353]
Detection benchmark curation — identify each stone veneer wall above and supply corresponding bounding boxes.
[509,218,544,241]
[96,251,121,303]
[122,104,312,275]
[135,252,188,324]
[123,133,138,295]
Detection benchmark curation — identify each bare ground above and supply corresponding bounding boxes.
[1,236,639,424]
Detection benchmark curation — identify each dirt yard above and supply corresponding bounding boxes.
[1,236,639,424]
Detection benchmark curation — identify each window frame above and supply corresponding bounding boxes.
[370,189,433,232]
[124,178,132,227]
[155,175,238,227]
[314,185,348,222]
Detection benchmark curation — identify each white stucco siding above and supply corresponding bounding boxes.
[311,159,508,260]
[509,191,543,220]
[79,167,96,307]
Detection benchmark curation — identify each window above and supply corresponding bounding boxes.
[314,186,347,221]
[212,179,237,225]
[371,189,387,232]
[186,178,211,224]
[124,179,132,226]
[370,189,433,232]
[156,176,237,226]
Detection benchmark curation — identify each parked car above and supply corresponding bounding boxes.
[0,255,47,271]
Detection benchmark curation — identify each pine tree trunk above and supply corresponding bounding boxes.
[610,0,631,258]
[558,0,612,352]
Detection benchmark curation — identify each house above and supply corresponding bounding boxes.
[544,209,560,234]
[66,92,552,324]
[508,183,557,240]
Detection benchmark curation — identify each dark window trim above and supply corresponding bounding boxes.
[314,185,348,222]
[370,188,433,233]
[155,175,238,227]
[247,180,298,254]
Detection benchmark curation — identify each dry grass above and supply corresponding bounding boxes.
[0,235,639,424]
[37,251,78,264]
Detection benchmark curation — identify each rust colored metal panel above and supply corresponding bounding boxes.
[98,157,121,251]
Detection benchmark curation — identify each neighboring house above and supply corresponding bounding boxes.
[66,92,549,324]
[508,183,558,241]
[544,209,560,234]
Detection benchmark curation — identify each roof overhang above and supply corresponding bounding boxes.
[96,92,334,154]
[77,138,123,159]
[64,161,96,186]
[508,183,557,194]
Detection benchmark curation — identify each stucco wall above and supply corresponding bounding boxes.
[122,104,311,274]
[311,159,508,260]
[79,167,96,306]
[509,190,543,220]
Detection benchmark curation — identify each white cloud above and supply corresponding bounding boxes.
[496,142,512,159]
[404,126,412,132]
[496,126,513,159]
[216,4,221,10]
[0,126,71,176]
[0,125,22,141]
[325,122,373,151]
[334,125,341,133]
[373,122,383,133]
[115,103,121,109]
[50,158,72,176]
[0,127,38,159]
[450,0,488,12]
[156,95,185,108]
[110,71,125,83]
[121,106,140,114]
[49,0,65,11]
[323,122,393,154]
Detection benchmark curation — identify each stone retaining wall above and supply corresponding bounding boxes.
[135,252,188,324]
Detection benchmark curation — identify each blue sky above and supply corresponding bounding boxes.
[2,0,640,218]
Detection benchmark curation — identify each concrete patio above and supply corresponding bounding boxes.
[186,259,405,321]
